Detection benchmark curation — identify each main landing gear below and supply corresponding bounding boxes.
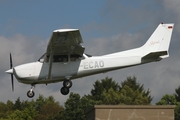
[27,84,35,98]
[60,80,72,95]
[26,80,73,98]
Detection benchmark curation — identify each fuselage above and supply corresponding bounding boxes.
[10,47,146,85]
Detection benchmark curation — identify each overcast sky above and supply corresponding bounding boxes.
[0,0,180,105]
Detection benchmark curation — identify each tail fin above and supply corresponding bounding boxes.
[142,23,174,61]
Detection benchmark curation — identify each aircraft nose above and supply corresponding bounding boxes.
[12,63,36,81]
[5,69,13,74]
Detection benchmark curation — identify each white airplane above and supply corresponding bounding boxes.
[5,23,174,98]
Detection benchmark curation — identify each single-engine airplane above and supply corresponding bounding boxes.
[5,23,174,98]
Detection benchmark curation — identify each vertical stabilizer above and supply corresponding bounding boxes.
[142,23,174,59]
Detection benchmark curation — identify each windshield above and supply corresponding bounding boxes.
[38,53,50,63]
[85,53,92,57]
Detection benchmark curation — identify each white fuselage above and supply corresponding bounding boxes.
[12,47,146,85]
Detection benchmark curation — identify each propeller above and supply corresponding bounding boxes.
[10,53,14,91]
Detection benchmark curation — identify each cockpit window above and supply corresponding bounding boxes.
[53,55,68,62]
[38,53,90,63]
[38,54,68,63]
[70,54,82,61]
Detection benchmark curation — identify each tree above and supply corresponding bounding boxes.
[6,100,14,112]
[89,77,120,101]
[119,85,149,105]
[0,95,65,120]
[35,95,47,111]
[101,88,121,105]
[59,92,98,120]
[156,94,177,105]
[36,96,64,120]
[88,76,152,105]
[8,105,37,120]
[34,95,64,120]
[120,76,153,103]
[0,102,9,118]
[59,93,83,120]
[175,85,180,102]
[13,97,22,110]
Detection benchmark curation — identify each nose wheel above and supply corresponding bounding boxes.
[60,80,72,95]
[27,90,35,98]
[27,84,35,98]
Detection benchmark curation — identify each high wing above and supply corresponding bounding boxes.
[46,29,85,55]
[46,29,85,79]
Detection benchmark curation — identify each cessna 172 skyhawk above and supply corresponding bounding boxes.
[5,23,174,98]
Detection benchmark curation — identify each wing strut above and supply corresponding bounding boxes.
[48,47,54,79]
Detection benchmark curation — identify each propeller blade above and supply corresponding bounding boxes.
[9,53,14,91]
[11,74,14,91]
[10,53,13,69]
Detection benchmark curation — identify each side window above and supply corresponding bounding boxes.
[53,55,68,62]
[44,54,50,63]
[70,54,82,61]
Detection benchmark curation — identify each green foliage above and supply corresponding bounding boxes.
[2,76,179,120]
[120,76,153,103]
[13,97,22,110]
[175,85,180,102]
[156,94,177,105]
[0,95,64,120]
[58,92,100,120]
[119,85,149,105]
[36,102,63,120]
[175,103,180,120]
[90,77,120,101]
[8,105,37,120]
[88,76,152,105]
[60,93,84,120]
[101,88,121,105]
[35,95,64,120]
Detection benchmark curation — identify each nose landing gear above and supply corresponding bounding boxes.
[27,84,35,98]
[60,80,72,95]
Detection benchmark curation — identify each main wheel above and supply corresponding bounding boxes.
[63,80,72,88]
[60,87,69,95]
[27,90,35,98]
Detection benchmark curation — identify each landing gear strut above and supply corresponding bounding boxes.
[27,84,35,98]
[63,80,72,88]
[60,80,72,95]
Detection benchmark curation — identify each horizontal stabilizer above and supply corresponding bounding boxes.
[142,51,168,62]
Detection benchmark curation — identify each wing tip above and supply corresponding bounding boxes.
[53,29,79,32]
